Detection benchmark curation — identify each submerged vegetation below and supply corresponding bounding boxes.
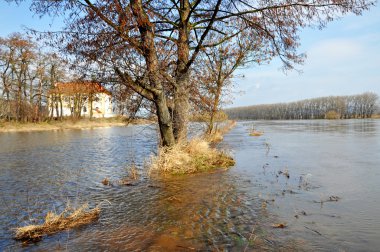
[250,130,264,137]
[14,204,100,241]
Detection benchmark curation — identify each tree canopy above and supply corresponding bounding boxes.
[9,0,375,145]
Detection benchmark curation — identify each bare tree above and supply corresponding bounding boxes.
[226,93,379,120]
[193,31,267,134]
[0,34,68,122]
[10,0,374,145]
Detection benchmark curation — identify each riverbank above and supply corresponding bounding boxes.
[0,117,153,133]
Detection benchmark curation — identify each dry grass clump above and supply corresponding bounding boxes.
[101,164,139,186]
[250,130,263,136]
[127,162,139,180]
[206,130,224,143]
[119,162,140,185]
[206,120,236,143]
[102,177,111,186]
[14,204,100,241]
[150,138,235,175]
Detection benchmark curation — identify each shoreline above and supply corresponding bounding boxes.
[0,118,154,133]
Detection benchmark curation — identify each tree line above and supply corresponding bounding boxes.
[225,93,379,120]
[0,33,67,122]
[0,33,134,122]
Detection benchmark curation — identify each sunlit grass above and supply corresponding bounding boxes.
[149,138,235,175]
[14,203,100,241]
[0,117,153,132]
[249,130,263,136]
[205,120,236,143]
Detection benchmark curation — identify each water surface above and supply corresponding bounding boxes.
[1,120,379,251]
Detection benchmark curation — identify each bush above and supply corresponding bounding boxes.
[325,110,340,120]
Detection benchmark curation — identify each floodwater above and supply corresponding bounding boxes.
[0,120,379,251]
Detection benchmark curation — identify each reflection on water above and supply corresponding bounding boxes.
[1,120,380,251]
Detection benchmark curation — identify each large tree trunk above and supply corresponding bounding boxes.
[130,0,176,146]
[173,83,189,142]
[207,80,223,134]
[173,0,191,142]
[155,93,175,147]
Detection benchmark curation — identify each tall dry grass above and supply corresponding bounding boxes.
[14,203,100,241]
[205,120,236,143]
[149,138,235,175]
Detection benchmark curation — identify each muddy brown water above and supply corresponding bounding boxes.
[0,120,379,251]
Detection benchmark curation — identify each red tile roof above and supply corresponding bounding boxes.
[49,81,111,95]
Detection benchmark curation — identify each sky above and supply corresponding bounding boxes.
[1,1,379,107]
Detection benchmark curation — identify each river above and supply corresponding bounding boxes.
[0,120,379,251]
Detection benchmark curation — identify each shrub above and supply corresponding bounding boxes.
[325,110,340,119]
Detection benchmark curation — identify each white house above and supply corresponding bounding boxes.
[49,81,115,118]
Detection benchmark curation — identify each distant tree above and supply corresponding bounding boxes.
[0,34,68,122]
[225,93,379,120]
[0,33,36,121]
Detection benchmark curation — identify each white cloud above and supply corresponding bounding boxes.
[307,39,363,65]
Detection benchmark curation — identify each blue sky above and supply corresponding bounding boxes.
[1,1,379,107]
[234,4,380,107]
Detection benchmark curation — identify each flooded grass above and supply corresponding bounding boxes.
[205,120,237,143]
[101,177,111,186]
[126,162,139,180]
[250,130,264,136]
[149,120,236,175]
[149,138,235,175]
[14,204,100,242]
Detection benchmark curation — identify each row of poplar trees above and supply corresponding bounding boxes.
[226,93,379,120]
